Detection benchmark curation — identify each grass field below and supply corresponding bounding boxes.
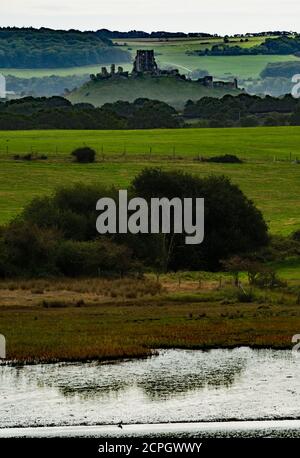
[0,127,300,234]
[113,36,300,79]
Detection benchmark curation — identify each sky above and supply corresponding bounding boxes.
[1,0,299,35]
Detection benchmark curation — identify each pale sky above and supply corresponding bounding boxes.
[1,0,299,35]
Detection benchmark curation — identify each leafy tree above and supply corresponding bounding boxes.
[131,169,269,270]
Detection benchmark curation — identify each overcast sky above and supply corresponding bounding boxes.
[1,0,299,34]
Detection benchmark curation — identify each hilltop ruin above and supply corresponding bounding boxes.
[90,49,238,90]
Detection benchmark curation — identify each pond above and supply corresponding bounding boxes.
[1,347,300,436]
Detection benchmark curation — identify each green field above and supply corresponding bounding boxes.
[0,127,300,235]
[1,55,296,80]
[115,37,300,79]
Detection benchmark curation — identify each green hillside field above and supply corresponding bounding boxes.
[114,36,300,79]
[0,127,299,237]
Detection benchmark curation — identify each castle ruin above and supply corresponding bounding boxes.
[89,50,238,90]
[132,50,158,74]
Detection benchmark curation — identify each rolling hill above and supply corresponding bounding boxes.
[67,74,240,109]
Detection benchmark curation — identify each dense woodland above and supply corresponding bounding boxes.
[1,94,300,129]
[0,28,130,68]
[184,93,300,127]
[0,97,180,129]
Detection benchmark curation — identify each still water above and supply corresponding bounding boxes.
[0,348,300,435]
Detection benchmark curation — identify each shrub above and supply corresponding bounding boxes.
[253,270,286,289]
[237,289,256,303]
[71,147,96,163]
[56,239,133,277]
[292,230,300,242]
[205,154,243,164]
[0,169,269,277]
[2,221,59,277]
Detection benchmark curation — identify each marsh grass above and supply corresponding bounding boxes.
[0,276,300,363]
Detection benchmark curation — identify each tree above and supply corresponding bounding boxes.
[131,169,269,270]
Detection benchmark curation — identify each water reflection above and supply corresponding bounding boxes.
[1,349,246,401]
[0,348,300,428]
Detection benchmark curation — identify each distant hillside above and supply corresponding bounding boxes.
[191,35,300,57]
[0,28,131,68]
[68,75,240,109]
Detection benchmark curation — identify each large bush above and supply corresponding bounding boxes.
[71,147,96,163]
[0,169,269,277]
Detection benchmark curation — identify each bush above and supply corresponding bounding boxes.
[71,147,96,163]
[205,154,243,164]
[292,230,300,242]
[237,289,256,303]
[56,239,133,276]
[0,169,269,277]
[253,271,286,289]
[1,221,59,277]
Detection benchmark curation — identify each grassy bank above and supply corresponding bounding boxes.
[0,277,299,364]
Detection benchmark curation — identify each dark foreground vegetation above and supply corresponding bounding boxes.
[0,27,130,68]
[0,97,180,129]
[184,93,300,127]
[3,93,300,129]
[0,168,268,277]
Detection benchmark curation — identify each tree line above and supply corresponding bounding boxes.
[0,27,130,68]
[2,94,300,130]
[0,97,180,129]
[184,93,300,127]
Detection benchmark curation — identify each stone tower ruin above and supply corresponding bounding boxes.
[133,50,158,74]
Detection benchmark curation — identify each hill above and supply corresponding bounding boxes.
[67,74,240,109]
[0,27,130,68]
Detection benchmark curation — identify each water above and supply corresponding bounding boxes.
[1,348,300,436]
